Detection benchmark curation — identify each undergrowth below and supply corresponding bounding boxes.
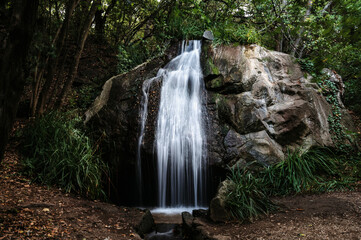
[225,147,360,222]
[226,165,278,222]
[19,111,108,200]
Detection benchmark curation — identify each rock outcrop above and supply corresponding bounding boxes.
[202,43,355,222]
[85,40,355,211]
[85,43,179,205]
[202,44,351,170]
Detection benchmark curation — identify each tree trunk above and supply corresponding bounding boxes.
[95,9,106,42]
[291,0,313,57]
[33,0,79,115]
[292,0,333,58]
[95,0,116,43]
[0,0,38,161]
[57,0,101,108]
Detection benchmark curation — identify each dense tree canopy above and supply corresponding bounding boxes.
[0,0,361,161]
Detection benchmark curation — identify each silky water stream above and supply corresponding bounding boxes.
[137,40,208,239]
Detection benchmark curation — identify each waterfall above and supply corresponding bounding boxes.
[137,75,161,203]
[138,40,207,208]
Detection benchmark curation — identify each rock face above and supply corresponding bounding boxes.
[134,209,155,238]
[202,44,349,170]
[85,40,354,209]
[209,180,234,222]
[202,43,355,221]
[85,43,179,205]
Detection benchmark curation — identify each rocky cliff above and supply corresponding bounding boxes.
[202,43,348,170]
[85,41,354,208]
[201,42,355,221]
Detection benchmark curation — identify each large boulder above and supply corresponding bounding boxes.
[203,44,356,222]
[202,44,354,170]
[85,43,179,205]
[209,180,234,222]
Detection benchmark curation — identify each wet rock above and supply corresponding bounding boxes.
[209,180,234,222]
[134,209,155,238]
[224,130,284,167]
[192,209,208,218]
[321,68,345,108]
[85,43,179,205]
[182,211,194,234]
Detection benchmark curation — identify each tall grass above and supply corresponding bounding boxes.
[20,111,108,199]
[262,147,338,195]
[226,165,277,222]
[225,147,358,222]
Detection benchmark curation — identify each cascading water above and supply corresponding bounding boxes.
[138,40,207,209]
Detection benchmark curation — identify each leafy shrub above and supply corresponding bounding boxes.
[297,58,316,75]
[225,147,357,221]
[75,84,101,110]
[117,40,166,74]
[262,147,338,195]
[20,111,108,199]
[226,165,277,222]
[117,45,134,74]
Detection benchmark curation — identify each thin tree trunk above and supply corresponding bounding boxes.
[95,0,116,43]
[35,0,80,115]
[292,0,333,58]
[321,1,333,14]
[0,0,38,161]
[291,0,313,57]
[276,33,283,52]
[47,47,69,110]
[57,0,101,108]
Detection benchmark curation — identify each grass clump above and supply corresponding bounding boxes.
[226,165,277,222]
[225,147,359,222]
[19,111,108,199]
[262,147,338,195]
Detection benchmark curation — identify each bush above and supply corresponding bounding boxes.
[226,165,277,222]
[225,147,358,221]
[20,111,108,199]
[117,40,166,74]
[262,147,338,195]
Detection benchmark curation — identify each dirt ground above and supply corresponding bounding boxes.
[195,191,361,240]
[1,144,361,240]
[0,146,148,240]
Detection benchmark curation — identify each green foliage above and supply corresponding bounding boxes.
[225,147,360,221]
[76,84,101,110]
[159,3,204,40]
[345,79,361,115]
[345,152,361,179]
[117,40,166,74]
[117,45,134,74]
[22,0,361,119]
[226,165,277,222]
[19,111,108,199]
[297,58,316,76]
[67,84,101,111]
[262,148,339,195]
[318,74,354,151]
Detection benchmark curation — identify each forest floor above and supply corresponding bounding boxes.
[0,144,147,240]
[195,191,361,240]
[1,143,361,240]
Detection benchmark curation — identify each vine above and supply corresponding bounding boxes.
[318,73,352,152]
